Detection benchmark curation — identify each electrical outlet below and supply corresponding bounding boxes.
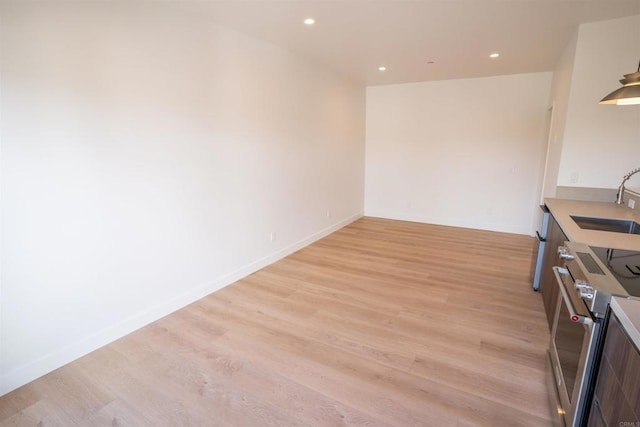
[629,199,636,210]
[569,172,579,184]
[270,231,276,243]
[325,210,331,218]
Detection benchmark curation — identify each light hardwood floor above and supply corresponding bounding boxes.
[0,217,553,426]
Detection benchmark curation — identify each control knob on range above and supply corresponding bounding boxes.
[558,246,575,260]
[574,279,591,289]
[575,280,595,300]
[579,289,595,300]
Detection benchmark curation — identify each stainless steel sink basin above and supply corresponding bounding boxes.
[570,215,640,235]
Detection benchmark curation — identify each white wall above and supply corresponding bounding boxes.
[0,2,365,395]
[557,15,640,189]
[541,31,578,199]
[365,72,552,235]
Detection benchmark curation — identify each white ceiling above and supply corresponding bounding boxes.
[196,0,640,86]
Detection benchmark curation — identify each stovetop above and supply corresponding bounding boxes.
[590,246,640,298]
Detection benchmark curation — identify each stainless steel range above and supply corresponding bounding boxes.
[548,241,640,427]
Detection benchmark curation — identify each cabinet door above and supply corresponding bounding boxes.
[588,313,640,426]
[541,214,568,332]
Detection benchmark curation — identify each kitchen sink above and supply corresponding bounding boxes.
[570,215,640,235]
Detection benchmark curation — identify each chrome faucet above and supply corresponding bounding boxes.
[615,167,640,204]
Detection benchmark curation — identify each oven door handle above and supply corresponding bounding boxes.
[552,266,593,326]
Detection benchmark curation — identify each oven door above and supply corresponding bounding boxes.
[548,266,601,427]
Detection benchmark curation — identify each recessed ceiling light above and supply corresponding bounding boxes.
[303,18,315,25]
[490,53,500,59]
[378,66,387,71]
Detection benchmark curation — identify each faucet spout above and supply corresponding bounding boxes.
[615,167,640,205]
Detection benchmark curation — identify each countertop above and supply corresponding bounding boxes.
[611,297,640,350]
[544,198,640,251]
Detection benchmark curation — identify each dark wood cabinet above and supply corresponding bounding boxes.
[540,213,568,332]
[588,313,640,426]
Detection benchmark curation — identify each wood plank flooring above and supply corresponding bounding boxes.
[0,217,553,426]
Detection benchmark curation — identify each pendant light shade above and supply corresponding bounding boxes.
[599,60,640,105]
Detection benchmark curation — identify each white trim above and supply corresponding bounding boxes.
[364,210,530,236]
[539,103,556,204]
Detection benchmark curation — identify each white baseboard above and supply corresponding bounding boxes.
[364,210,529,235]
[0,212,363,397]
